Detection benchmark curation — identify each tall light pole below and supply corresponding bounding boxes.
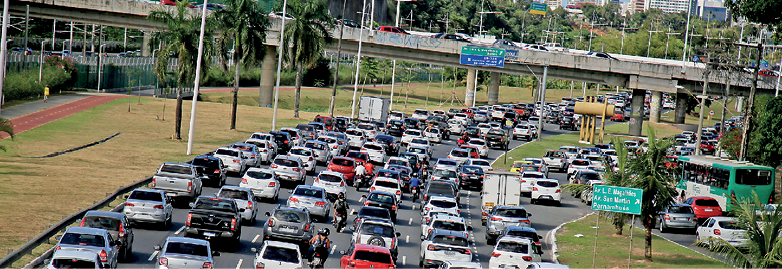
[39,40,49,83]
[681,0,693,72]
[0,0,8,115]
[620,16,626,54]
[271,0,290,131]
[185,0,209,155]
[664,24,679,59]
[475,0,501,42]
[96,44,108,92]
[389,0,415,110]
[350,0,369,118]
[328,0,348,117]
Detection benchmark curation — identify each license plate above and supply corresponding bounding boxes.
[444,251,456,256]
[705,209,713,212]
[280,227,296,233]
[203,232,216,237]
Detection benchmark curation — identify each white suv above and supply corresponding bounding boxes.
[239,168,279,202]
[420,214,471,240]
[488,236,542,269]
[401,129,424,146]
[420,229,472,268]
[251,240,304,269]
[345,128,366,148]
[361,142,387,164]
[352,219,400,258]
[530,178,561,206]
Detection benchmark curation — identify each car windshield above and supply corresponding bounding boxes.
[497,241,529,254]
[194,198,236,212]
[495,208,527,218]
[274,158,298,167]
[129,190,163,202]
[375,181,399,189]
[262,246,300,264]
[52,258,98,268]
[290,149,312,156]
[669,206,694,214]
[433,170,457,178]
[60,233,105,247]
[165,242,209,257]
[318,173,342,183]
[192,158,219,168]
[218,189,249,200]
[369,193,394,204]
[364,144,383,150]
[537,181,558,188]
[431,200,457,209]
[389,159,407,166]
[82,216,120,231]
[353,250,392,264]
[432,235,468,247]
[331,158,354,167]
[274,210,306,222]
[695,199,720,207]
[294,188,323,198]
[360,208,390,219]
[306,143,326,150]
[247,171,274,180]
[360,223,395,237]
[433,220,465,231]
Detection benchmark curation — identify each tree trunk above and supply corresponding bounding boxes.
[644,215,653,261]
[175,87,183,140]
[230,61,240,130]
[294,63,303,118]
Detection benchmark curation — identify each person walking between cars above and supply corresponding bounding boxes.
[44,85,50,103]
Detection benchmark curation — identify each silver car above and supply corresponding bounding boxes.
[316,136,344,157]
[656,203,698,232]
[249,132,278,154]
[262,206,315,244]
[155,237,218,269]
[55,227,120,269]
[271,155,305,184]
[288,147,316,175]
[345,128,366,148]
[123,188,174,228]
[485,206,532,244]
[214,147,246,174]
[216,186,258,224]
[244,139,276,165]
[287,185,331,222]
[46,250,101,269]
[357,123,380,139]
[304,140,332,164]
[231,142,261,168]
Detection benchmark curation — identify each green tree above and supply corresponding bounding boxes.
[627,127,677,260]
[282,0,333,118]
[149,1,210,140]
[748,96,782,168]
[724,0,782,40]
[0,118,15,152]
[697,193,782,268]
[213,0,269,130]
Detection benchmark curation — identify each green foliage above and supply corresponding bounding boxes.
[718,129,743,160]
[749,96,782,168]
[2,63,75,102]
[0,118,14,152]
[724,0,782,39]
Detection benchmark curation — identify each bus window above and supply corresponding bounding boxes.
[736,169,772,185]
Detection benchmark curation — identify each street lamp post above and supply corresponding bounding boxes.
[96,44,108,92]
[349,0,369,118]
[389,0,415,110]
[0,0,8,115]
[185,0,209,155]
[681,0,694,72]
[271,0,290,131]
[39,40,49,83]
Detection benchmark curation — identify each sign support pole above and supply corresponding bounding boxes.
[628,215,635,269]
[591,214,599,268]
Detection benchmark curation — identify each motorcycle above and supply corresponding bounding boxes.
[310,251,325,269]
[411,186,419,202]
[354,174,364,191]
[333,213,347,232]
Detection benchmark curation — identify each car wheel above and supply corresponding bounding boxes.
[367,236,386,247]
[660,222,667,233]
[164,215,173,230]
[419,256,424,267]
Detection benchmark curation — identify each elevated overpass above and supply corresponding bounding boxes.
[8,0,777,135]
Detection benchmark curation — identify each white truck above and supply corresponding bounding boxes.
[481,171,522,226]
[358,96,390,123]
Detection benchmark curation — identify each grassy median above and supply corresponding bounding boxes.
[556,214,728,268]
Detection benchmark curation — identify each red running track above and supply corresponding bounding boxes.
[1,95,126,140]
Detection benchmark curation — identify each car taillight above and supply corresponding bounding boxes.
[364,201,370,206]
[187,181,193,191]
[159,257,168,266]
[396,190,402,195]
[256,262,265,269]
[230,218,236,231]
[664,214,670,221]
[315,201,326,206]
[461,248,471,254]
[203,262,213,269]
[532,187,538,191]
[99,250,108,262]
[268,219,275,227]
[153,205,164,209]
[251,155,256,158]
[284,140,289,144]
[309,157,314,161]
[151,177,156,188]
[340,181,345,187]
[425,217,431,223]
[271,164,278,168]
[522,256,533,261]
[289,197,299,203]
[392,205,397,211]
[247,201,253,210]
[427,245,436,251]
[491,217,501,221]
[293,168,301,172]
[334,145,339,149]
[262,149,268,152]
[268,182,276,187]
[233,159,241,163]
[521,180,526,183]
[714,229,721,235]
[520,219,530,223]
[425,207,430,212]
[186,213,192,226]
[428,228,432,235]
[492,252,501,257]
[118,224,126,237]
[241,178,248,184]
[371,187,376,191]
[305,224,311,231]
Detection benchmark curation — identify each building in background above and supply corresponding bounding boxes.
[697,0,729,21]
[647,0,690,13]
[545,0,563,10]
[628,0,646,14]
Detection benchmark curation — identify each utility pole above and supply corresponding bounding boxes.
[328,0,348,117]
[647,28,662,57]
[739,39,763,161]
[664,24,680,59]
[695,49,715,155]
[620,16,626,54]
[681,0,694,72]
[23,5,28,65]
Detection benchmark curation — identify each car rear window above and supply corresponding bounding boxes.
[536,181,558,188]
[360,223,395,237]
[389,159,407,166]
[52,258,97,268]
[463,166,483,174]
[246,170,274,180]
[215,149,239,157]
[572,160,590,166]
[305,143,327,150]
[331,158,354,167]
[451,150,469,157]
[274,158,298,167]
[262,246,300,264]
[129,190,163,202]
[192,158,219,168]
[60,233,105,247]
[437,160,457,166]
[580,173,599,180]
[194,198,236,212]
[160,164,193,174]
[353,250,392,264]
[369,193,394,204]
[218,189,249,200]
[431,200,457,209]
[433,169,457,178]
[290,148,312,156]
[82,216,120,231]
[364,144,383,150]
[165,242,208,257]
[358,124,374,130]
[495,208,527,218]
[471,160,491,166]
[346,130,363,136]
[360,208,390,219]
[432,235,468,247]
[274,210,306,222]
[695,199,720,207]
[427,184,456,196]
[669,206,694,214]
[432,220,465,231]
[497,241,529,254]
[405,130,421,136]
[294,188,323,198]
[468,140,486,146]
[719,221,742,230]
[375,180,399,189]
[506,230,537,240]
[319,173,342,183]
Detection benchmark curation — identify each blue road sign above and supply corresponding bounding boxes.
[460,54,505,68]
[505,49,518,60]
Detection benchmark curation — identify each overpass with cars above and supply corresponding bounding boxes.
[7,0,778,135]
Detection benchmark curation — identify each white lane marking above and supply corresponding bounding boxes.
[148,251,159,261]
[406,235,410,243]
[402,256,407,265]
[412,204,416,210]
[330,244,337,254]
[174,226,185,235]
[235,259,243,269]
[359,197,364,202]
[409,218,413,225]
[350,209,356,215]
[252,234,261,243]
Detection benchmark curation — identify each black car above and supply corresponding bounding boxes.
[338,19,360,28]
[422,180,459,205]
[458,165,484,190]
[464,127,481,139]
[386,120,405,137]
[269,131,293,153]
[398,152,422,173]
[403,118,420,130]
[334,117,350,132]
[559,116,577,130]
[432,33,470,42]
[191,155,226,187]
[375,134,399,156]
[363,191,398,222]
[386,164,412,191]
[351,206,392,231]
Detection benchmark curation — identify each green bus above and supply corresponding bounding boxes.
[676,155,775,212]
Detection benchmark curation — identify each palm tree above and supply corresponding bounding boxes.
[213,0,269,130]
[0,118,15,151]
[626,126,677,260]
[697,193,782,268]
[149,0,210,140]
[282,0,333,118]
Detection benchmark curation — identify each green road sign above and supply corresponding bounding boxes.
[591,185,643,215]
[461,46,506,57]
[530,3,547,15]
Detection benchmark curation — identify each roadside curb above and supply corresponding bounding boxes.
[489,140,530,166]
[548,212,595,264]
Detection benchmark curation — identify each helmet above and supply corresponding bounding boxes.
[339,193,345,199]
[318,228,330,236]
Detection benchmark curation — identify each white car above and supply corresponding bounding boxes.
[453,113,471,125]
[352,219,400,257]
[523,157,549,177]
[239,168,279,201]
[214,147,246,174]
[466,139,489,158]
[420,229,472,267]
[696,217,748,247]
[420,214,470,239]
[422,196,459,216]
[474,112,489,123]
[313,171,347,200]
[244,139,276,165]
[412,109,431,121]
[384,157,411,170]
[513,124,536,141]
[46,250,101,269]
[530,179,561,206]
[361,142,387,164]
[447,148,471,165]
[216,186,257,224]
[287,147,316,174]
[559,146,580,163]
[408,138,433,155]
[371,177,403,203]
[401,129,424,145]
[317,136,344,157]
[520,171,545,196]
[357,123,380,140]
[424,128,443,143]
[389,111,405,122]
[251,240,304,269]
[249,132,278,154]
[488,236,542,269]
[477,123,491,136]
[441,261,483,269]
[567,159,591,176]
[345,128,366,148]
[407,146,431,163]
[663,101,675,109]
[448,119,466,135]
[421,210,461,234]
[465,158,492,173]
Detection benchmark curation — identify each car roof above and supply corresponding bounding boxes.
[432,214,465,222]
[219,185,252,193]
[535,178,558,183]
[131,188,165,195]
[166,236,210,245]
[353,244,392,253]
[504,226,538,233]
[368,191,396,198]
[246,167,274,173]
[64,227,109,236]
[359,206,390,213]
[51,250,99,260]
[428,195,457,202]
[431,229,468,238]
[263,240,301,250]
[497,236,533,243]
[83,210,125,220]
[496,205,526,210]
[294,185,324,192]
[319,170,344,178]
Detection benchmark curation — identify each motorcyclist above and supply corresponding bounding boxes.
[308,228,331,265]
[355,163,366,187]
[409,176,421,201]
[364,161,374,176]
[333,193,350,232]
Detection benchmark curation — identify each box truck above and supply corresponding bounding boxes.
[481,171,522,225]
[358,96,390,123]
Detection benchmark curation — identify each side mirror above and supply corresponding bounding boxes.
[420,235,426,240]
[114,240,123,246]
[212,251,220,257]
[339,250,347,255]
[467,226,473,231]
[288,190,293,194]
[43,259,50,265]
[396,232,401,237]
[55,235,62,241]
[213,192,219,197]
[361,195,367,199]
[123,195,129,199]
[527,213,532,217]
[251,248,258,253]
[154,245,161,251]
[265,212,271,217]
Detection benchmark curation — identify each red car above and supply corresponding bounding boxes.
[328,157,357,183]
[759,70,779,77]
[377,26,409,35]
[611,112,625,122]
[313,115,334,131]
[700,141,715,154]
[684,196,723,222]
[340,244,396,269]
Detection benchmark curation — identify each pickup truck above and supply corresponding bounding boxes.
[542,149,567,172]
[484,129,509,150]
[152,163,204,206]
[185,196,244,245]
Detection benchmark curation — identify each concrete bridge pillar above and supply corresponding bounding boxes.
[674,92,687,124]
[629,89,645,136]
[465,69,476,106]
[141,32,151,57]
[488,72,500,105]
[736,97,744,112]
[649,91,662,123]
[258,46,276,107]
